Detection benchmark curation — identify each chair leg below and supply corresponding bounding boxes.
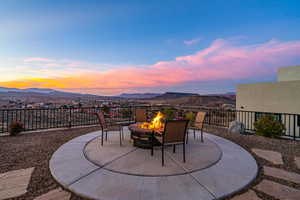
[186,130,189,144]
[105,131,108,141]
[201,129,204,142]
[194,129,196,139]
[101,130,104,146]
[173,144,176,153]
[183,143,186,163]
[119,130,122,146]
[162,145,164,166]
[151,132,154,156]
[122,127,125,140]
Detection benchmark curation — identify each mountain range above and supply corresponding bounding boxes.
[0,87,236,101]
[118,93,161,99]
[0,87,100,98]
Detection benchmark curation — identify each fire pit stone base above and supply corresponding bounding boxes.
[129,123,161,149]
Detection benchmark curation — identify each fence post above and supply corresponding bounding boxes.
[69,108,72,128]
[294,114,296,140]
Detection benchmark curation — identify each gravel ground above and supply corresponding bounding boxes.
[1,125,300,200]
[0,126,100,200]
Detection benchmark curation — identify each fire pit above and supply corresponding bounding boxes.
[128,112,165,149]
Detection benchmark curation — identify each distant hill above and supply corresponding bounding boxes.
[0,87,101,98]
[206,91,236,96]
[153,92,199,99]
[118,93,161,99]
[165,95,234,106]
[206,92,236,100]
[118,92,199,99]
[142,93,235,108]
[0,87,62,94]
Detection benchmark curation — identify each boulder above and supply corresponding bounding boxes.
[228,121,245,134]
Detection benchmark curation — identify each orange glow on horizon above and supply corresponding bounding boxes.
[1,39,300,95]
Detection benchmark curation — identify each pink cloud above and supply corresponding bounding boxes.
[24,57,55,63]
[3,38,300,95]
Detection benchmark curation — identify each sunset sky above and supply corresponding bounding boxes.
[1,0,300,95]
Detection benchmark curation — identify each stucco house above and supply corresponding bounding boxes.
[236,65,300,138]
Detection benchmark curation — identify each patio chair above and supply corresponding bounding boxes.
[111,109,135,137]
[96,112,123,146]
[188,112,206,143]
[135,109,147,122]
[151,120,189,166]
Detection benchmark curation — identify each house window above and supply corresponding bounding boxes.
[255,112,282,122]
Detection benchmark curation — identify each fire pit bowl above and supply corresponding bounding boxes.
[128,123,161,149]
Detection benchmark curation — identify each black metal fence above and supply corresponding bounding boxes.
[196,109,299,140]
[0,106,299,140]
[0,107,135,135]
[234,110,299,139]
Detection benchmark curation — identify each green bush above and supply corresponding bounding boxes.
[185,112,196,123]
[9,121,24,136]
[162,108,176,120]
[254,115,285,138]
[102,105,110,114]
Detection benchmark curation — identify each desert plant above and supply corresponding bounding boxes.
[162,108,176,120]
[254,115,285,138]
[9,121,24,136]
[102,105,110,114]
[185,112,196,122]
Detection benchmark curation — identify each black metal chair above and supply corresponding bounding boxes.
[151,119,189,166]
[96,112,123,146]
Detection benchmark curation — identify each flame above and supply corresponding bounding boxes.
[141,112,165,130]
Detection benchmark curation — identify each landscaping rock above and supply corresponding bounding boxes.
[252,148,283,165]
[0,167,34,200]
[228,121,245,134]
[254,180,300,200]
[231,190,261,200]
[264,166,300,184]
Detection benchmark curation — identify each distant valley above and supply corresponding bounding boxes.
[0,87,236,109]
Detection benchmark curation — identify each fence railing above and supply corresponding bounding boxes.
[192,109,299,140]
[0,106,299,140]
[234,110,299,139]
[0,107,135,134]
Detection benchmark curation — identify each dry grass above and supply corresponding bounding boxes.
[0,126,100,200]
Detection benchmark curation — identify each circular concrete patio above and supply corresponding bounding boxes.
[50,128,258,200]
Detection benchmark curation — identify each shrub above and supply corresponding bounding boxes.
[185,112,196,124]
[254,115,285,138]
[102,105,110,114]
[9,121,24,136]
[162,108,176,120]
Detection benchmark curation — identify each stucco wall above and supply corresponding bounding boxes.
[278,65,300,82]
[237,80,300,137]
[236,80,300,114]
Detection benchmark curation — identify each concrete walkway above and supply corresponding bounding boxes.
[50,128,258,200]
